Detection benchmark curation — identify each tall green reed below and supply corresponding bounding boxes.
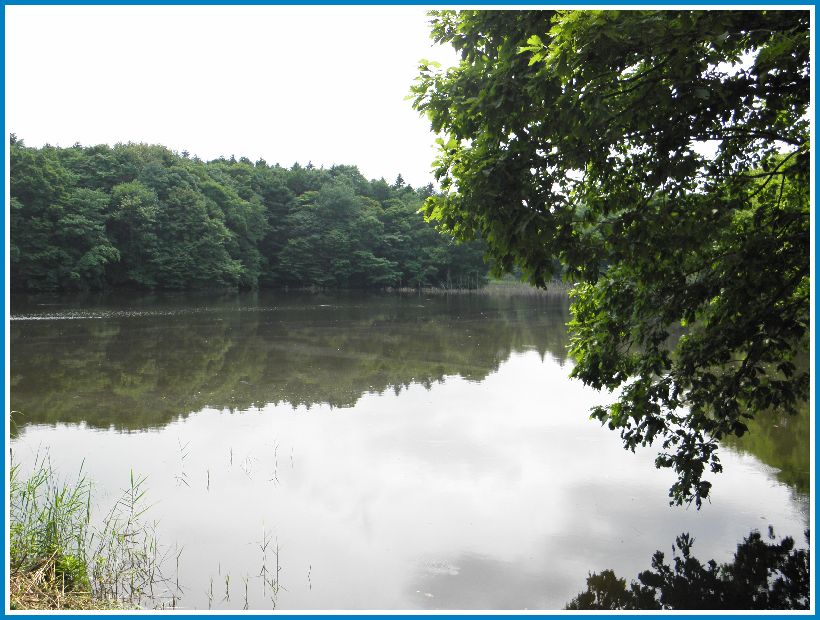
[10,455,92,590]
[10,454,174,608]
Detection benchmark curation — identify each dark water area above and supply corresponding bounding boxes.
[11,290,571,433]
[9,291,809,610]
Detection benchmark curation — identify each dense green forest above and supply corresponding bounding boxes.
[10,137,488,291]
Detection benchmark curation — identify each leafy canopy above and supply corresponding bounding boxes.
[412,10,810,506]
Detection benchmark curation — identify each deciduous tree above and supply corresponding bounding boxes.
[412,10,809,505]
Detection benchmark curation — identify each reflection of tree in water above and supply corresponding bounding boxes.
[11,292,571,434]
[566,528,810,610]
[720,402,810,496]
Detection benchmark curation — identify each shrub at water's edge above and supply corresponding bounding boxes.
[9,457,172,610]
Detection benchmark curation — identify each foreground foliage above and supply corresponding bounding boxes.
[10,138,487,292]
[10,458,169,609]
[411,10,810,506]
[10,562,124,611]
[566,529,810,610]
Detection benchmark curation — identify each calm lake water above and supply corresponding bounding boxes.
[9,291,810,610]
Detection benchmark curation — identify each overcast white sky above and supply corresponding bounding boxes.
[6,6,459,188]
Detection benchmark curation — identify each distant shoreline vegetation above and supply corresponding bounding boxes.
[10,137,490,292]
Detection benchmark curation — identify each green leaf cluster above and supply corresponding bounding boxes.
[411,10,809,506]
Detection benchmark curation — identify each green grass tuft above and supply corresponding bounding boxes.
[10,455,172,610]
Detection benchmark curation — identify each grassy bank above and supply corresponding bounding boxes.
[9,456,170,610]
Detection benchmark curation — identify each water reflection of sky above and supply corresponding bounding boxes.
[12,351,808,610]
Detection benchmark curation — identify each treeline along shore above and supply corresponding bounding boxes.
[10,137,488,292]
